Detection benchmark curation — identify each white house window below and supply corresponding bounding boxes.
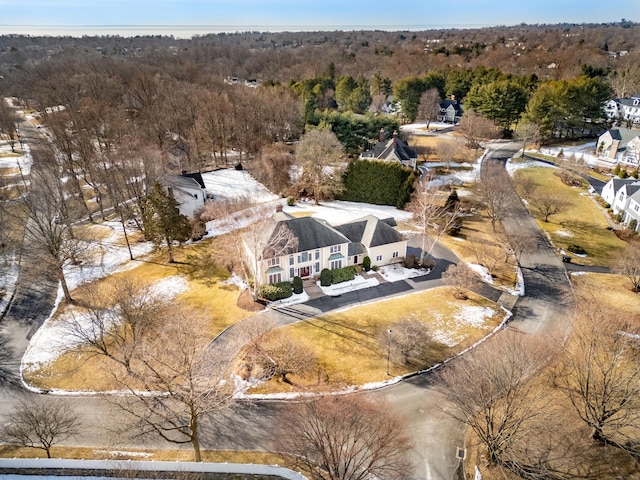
[315,250,320,260]
[315,262,320,272]
[376,254,383,262]
[298,251,310,263]
[330,245,342,253]
[330,259,342,270]
[289,255,294,266]
[289,268,295,278]
[268,273,282,284]
[635,204,640,212]
[267,257,279,267]
[392,251,399,258]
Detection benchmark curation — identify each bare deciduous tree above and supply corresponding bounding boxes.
[279,395,414,480]
[385,318,430,366]
[556,304,640,450]
[477,162,515,231]
[458,110,501,154]
[249,331,317,384]
[417,88,441,127]
[614,240,640,293]
[62,278,165,374]
[13,158,87,303]
[514,121,541,157]
[437,333,552,467]
[407,178,461,266]
[112,311,239,462]
[436,139,460,173]
[294,128,345,204]
[1,396,80,458]
[529,190,570,222]
[441,263,480,299]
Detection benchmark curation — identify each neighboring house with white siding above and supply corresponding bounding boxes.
[600,177,640,231]
[160,173,206,218]
[604,94,640,128]
[248,211,407,286]
[623,191,640,231]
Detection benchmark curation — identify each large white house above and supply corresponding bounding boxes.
[247,210,408,286]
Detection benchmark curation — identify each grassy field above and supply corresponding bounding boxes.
[570,272,640,315]
[514,167,627,266]
[245,287,504,394]
[439,214,519,289]
[0,445,291,468]
[23,237,255,391]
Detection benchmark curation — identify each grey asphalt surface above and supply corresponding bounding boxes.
[0,138,575,480]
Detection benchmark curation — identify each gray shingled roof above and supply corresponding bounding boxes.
[362,134,417,163]
[281,217,349,252]
[609,127,640,148]
[335,215,404,249]
[160,175,203,195]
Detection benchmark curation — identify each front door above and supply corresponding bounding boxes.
[300,266,311,278]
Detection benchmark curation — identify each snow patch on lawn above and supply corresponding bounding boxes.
[468,263,494,284]
[555,229,572,237]
[22,275,189,372]
[377,264,430,282]
[506,156,556,176]
[201,169,279,204]
[269,291,310,308]
[0,256,19,316]
[318,275,379,295]
[0,142,33,175]
[284,200,412,226]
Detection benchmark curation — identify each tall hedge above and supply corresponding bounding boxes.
[340,160,416,209]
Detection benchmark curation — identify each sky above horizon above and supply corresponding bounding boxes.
[0,0,638,38]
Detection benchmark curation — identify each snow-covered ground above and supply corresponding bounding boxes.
[22,275,189,373]
[0,142,32,176]
[318,275,379,295]
[283,199,413,226]
[400,121,456,134]
[506,155,557,175]
[201,169,279,203]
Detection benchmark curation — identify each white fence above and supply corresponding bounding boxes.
[0,458,308,480]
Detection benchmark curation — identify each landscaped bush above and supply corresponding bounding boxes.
[567,244,586,255]
[362,256,371,271]
[320,268,332,287]
[331,266,356,284]
[629,219,638,232]
[259,282,292,301]
[292,276,303,294]
[404,254,417,269]
[287,196,296,206]
[340,160,416,209]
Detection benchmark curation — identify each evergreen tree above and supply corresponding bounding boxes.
[142,181,191,263]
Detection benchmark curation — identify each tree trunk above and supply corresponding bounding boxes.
[190,416,201,462]
[58,265,73,303]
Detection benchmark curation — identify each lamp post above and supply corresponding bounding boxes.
[386,329,392,376]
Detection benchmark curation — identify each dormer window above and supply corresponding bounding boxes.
[634,98,640,106]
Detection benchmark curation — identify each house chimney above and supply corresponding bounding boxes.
[181,169,187,176]
[275,204,283,213]
[379,128,385,142]
[450,94,456,102]
[392,130,398,147]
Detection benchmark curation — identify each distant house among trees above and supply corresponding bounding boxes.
[437,96,464,124]
[247,209,407,285]
[596,127,640,166]
[604,94,640,128]
[359,129,417,169]
[160,172,206,218]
